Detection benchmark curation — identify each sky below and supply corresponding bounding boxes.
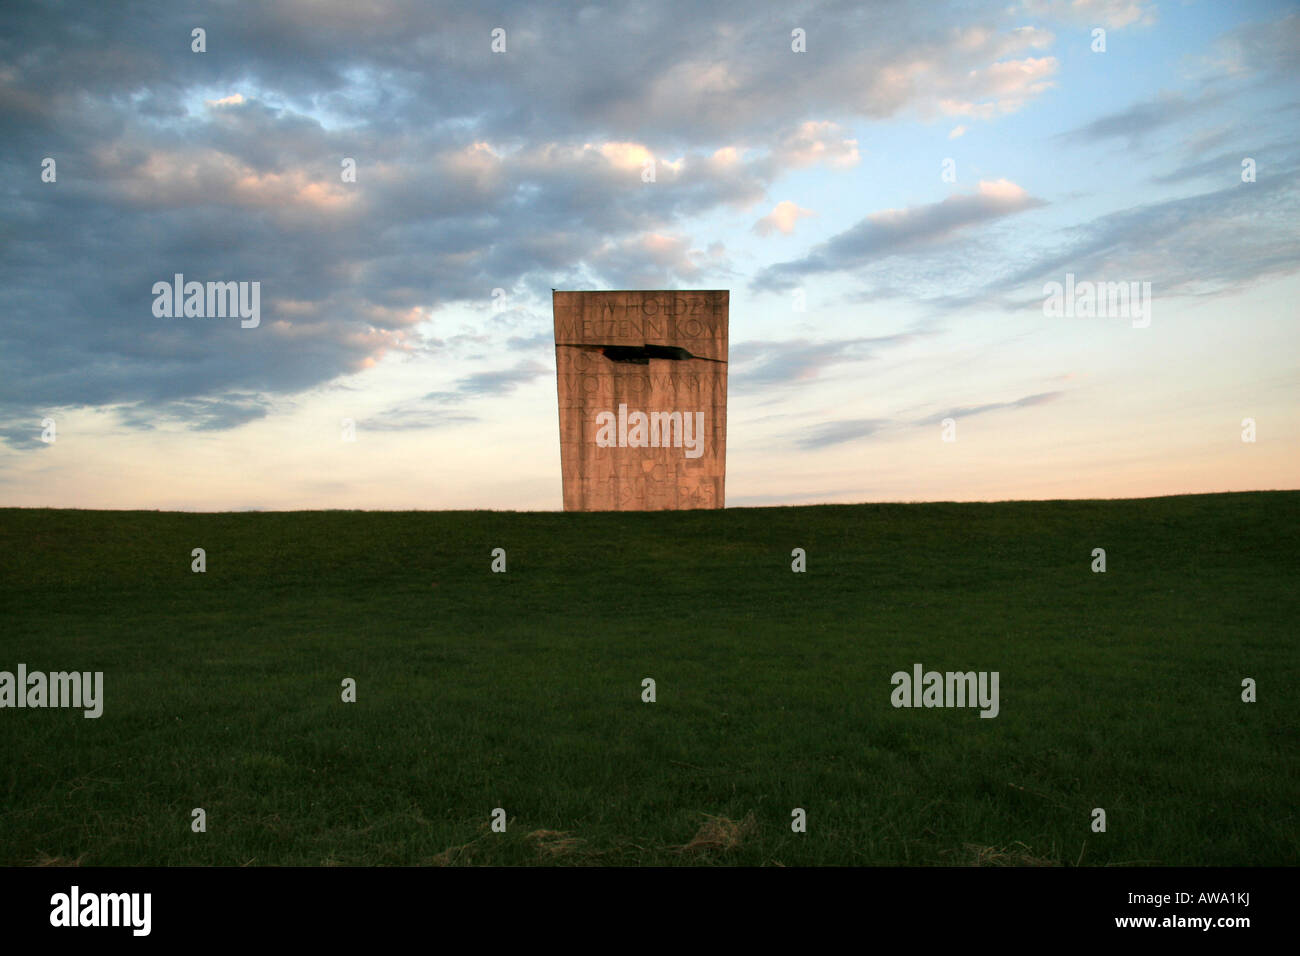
[1,0,1297,510]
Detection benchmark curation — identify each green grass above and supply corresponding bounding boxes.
[0,491,1296,866]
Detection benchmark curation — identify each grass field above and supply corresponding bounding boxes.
[0,491,1296,866]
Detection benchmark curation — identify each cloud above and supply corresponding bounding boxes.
[989,163,1300,303]
[1150,138,1296,185]
[506,331,554,352]
[731,333,919,388]
[361,357,550,432]
[585,233,728,287]
[1020,0,1157,29]
[793,389,1066,450]
[915,391,1063,425]
[753,201,816,237]
[116,395,273,432]
[1199,11,1300,80]
[1057,91,1224,147]
[453,360,551,397]
[795,418,892,450]
[936,56,1058,119]
[771,121,860,169]
[0,0,1284,447]
[0,421,50,451]
[362,404,478,432]
[0,1,1065,438]
[753,180,1045,291]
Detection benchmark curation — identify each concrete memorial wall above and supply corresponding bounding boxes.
[553,290,728,511]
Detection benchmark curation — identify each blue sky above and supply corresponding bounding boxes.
[0,0,1296,509]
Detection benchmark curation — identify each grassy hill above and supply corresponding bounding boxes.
[0,491,1296,866]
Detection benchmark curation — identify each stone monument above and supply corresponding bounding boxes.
[553,290,728,511]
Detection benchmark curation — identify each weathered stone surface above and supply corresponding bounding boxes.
[553,290,728,511]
